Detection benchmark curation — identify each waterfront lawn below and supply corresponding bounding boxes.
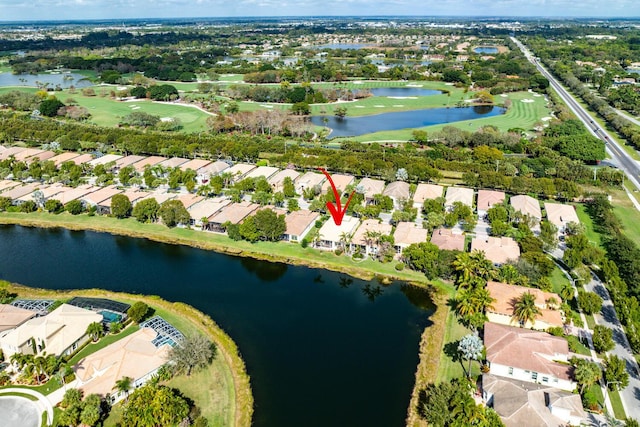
[436,308,474,383]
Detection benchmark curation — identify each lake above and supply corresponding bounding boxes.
[474,46,499,54]
[0,225,434,427]
[0,72,92,88]
[311,105,505,138]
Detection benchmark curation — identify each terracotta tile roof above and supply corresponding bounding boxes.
[53,185,97,204]
[296,172,326,193]
[430,228,465,251]
[209,201,260,225]
[115,155,146,169]
[320,174,354,194]
[482,374,586,427]
[358,177,386,199]
[383,181,410,201]
[471,236,520,264]
[159,157,190,169]
[176,193,205,209]
[132,156,168,172]
[0,147,26,160]
[510,195,542,220]
[49,152,81,166]
[269,169,301,189]
[225,163,257,181]
[87,154,123,167]
[285,209,320,237]
[477,189,506,211]
[187,198,231,221]
[68,154,94,165]
[243,166,279,181]
[0,304,37,333]
[197,161,230,176]
[487,281,563,328]
[82,186,123,206]
[484,323,572,382]
[393,222,430,247]
[544,203,580,229]
[445,186,474,207]
[13,148,46,162]
[317,215,360,243]
[413,183,444,205]
[179,159,211,172]
[0,180,21,193]
[352,219,393,246]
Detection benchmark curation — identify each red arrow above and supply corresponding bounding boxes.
[317,168,356,226]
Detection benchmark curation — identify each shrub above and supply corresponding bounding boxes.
[334,248,344,256]
[547,326,564,337]
[65,199,84,215]
[300,238,309,248]
[395,262,405,271]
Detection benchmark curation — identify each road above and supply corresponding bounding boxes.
[586,275,640,420]
[511,37,640,191]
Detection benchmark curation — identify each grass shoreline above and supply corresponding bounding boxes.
[0,282,251,427]
[0,211,452,426]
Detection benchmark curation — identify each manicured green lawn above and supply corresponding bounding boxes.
[588,382,605,410]
[574,204,602,248]
[550,266,570,295]
[608,387,626,420]
[566,335,591,356]
[436,309,475,383]
[585,314,596,330]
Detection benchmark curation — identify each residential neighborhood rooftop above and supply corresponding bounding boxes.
[510,195,542,220]
[208,201,260,225]
[486,281,563,329]
[0,304,37,333]
[320,173,355,194]
[445,186,474,207]
[393,222,430,247]
[284,209,320,238]
[477,189,506,212]
[413,183,444,206]
[352,219,393,246]
[471,236,520,264]
[430,227,466,251]
[544,203,580,229]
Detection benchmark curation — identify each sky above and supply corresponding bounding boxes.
[0,0,639,22]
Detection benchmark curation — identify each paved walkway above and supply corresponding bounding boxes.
[0,387,54,425]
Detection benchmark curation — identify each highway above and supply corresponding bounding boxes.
[511,36,640,191]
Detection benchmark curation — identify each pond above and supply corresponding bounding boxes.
[311,105,505,138]
[0,225,434,427]
[474,46,499,54]
[370,87,442,97]
[0,72,93,88]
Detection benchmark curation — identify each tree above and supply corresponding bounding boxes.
[121,384,189,427]
[512,292,541,327]
[159,199,190,227]
[132,198,159,223]
[127,301,149,323]
[168,334,215,377]
[80,394,103,426]
[39,97,64,117]
[539,220,558,251]
[334,106,348,119]
[61,388,83,409]
[603,355,629,391]
[86,322,104,342]
[114,376,133,401]
[254,208,287,241]
[239,216,260,242]
[44,199,63,214]
[577,290,603,315]
[592,325,615,353]
[458,333,483,378]
[65,199,84,215]
[573,358,602,393]
[110,194,132,219]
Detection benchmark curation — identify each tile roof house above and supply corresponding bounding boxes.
[74,328,171,404]
[486,281,563,330]
[68,153,94,165]
[132,156,168,173]
[412,183,444,208]
[295,172,326,194]
[0,147,26,160]
[544,203,580,232]
[484,322,576,392]
[0,304,37,334]
[243,166,279,181]
[0,304,102,358]
[482,374,586,427]
[316,216,360,251]
[358,177,386,203]
[81,186,123,213]
[98,190,150,214]
[225,163,257,182]
[471,236,520,265]
[320,173,355,195]
[351,219,393,256]
[477,189,506,214]
[52,185,98,205]
[179,159,211,172]
[208,201,260,232]
[0,180,21,193]
[510,195,542,221]
[430,227,466,251]
[187,198,231,228]
[393,222,430,254]
[197,161,230,184]
[283,210,320,242]
[445,186,474,209]
[383,181,411,209]
[159,157,190,169]
[269,169,301,193]
[49,152,81,167]
[87,154,123,168]
[115,155,146,170]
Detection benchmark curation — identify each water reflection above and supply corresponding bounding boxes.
[240,257,288,282]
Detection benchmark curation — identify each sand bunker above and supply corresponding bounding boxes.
[260,105,274,108]
[387,96,418,99]
[406,84,423,87]
[541,117,552,121]
[521,99,535,103]
[392,105,404,107]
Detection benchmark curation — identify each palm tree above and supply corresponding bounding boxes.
[453,252,475,284]
[86,322,104,342]
[560,283,575,302]
[114,376,133,401]
[498,264,520,284]
[33,355,47,385]
[458,333,484,378]
[512,292,541,327]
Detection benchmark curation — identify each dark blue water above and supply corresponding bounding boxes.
[312,105,505,138]
[474,47,499,54]
[0,225,434,427]
[370,87,442,97]
[0,72,92,88]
